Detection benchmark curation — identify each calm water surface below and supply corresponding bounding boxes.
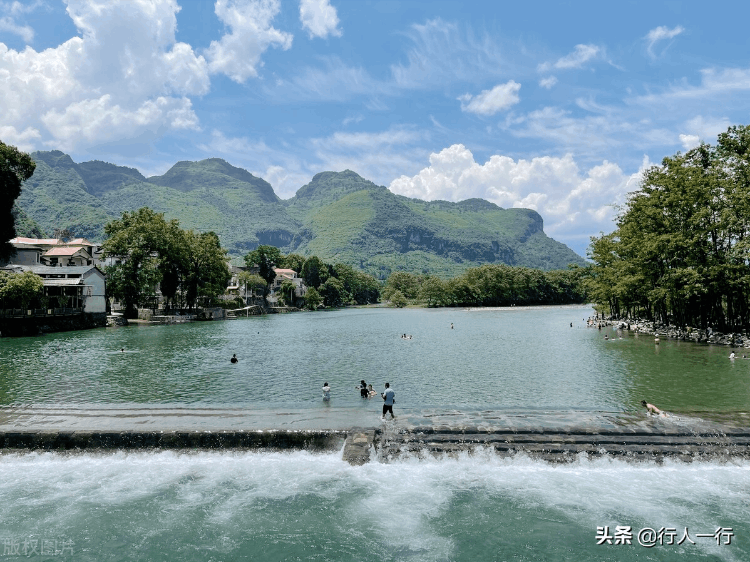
[1,306,749,562]
[1,305,748,414]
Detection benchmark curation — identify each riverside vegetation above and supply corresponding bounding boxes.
[586,124,750,333]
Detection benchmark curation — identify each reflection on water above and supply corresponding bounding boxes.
[1,305,749,414]
[0,449,747,562]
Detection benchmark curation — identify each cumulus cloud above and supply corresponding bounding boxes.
[458,81,521,115]
[206,0,293,82]
[646,25,684,58]
[300,0,342,39]
[389,144,647,246]
[0,0,208,152]
[538,44,600,72]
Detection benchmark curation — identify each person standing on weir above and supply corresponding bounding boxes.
[381,383,395,420]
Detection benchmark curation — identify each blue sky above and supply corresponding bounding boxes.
[2,0,750,257]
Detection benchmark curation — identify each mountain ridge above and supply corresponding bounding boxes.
[14,151,586,276]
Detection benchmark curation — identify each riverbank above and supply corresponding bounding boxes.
[602,317,750,348]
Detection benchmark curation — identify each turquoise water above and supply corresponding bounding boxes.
[1,305,749,561]
[1,305,748,413]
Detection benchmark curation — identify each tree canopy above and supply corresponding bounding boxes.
[244,245,281,292]
[102,207,230,317]
[0,141,36,262]
[586,124,750,330]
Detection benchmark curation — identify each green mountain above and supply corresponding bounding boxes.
[15,151,586,277]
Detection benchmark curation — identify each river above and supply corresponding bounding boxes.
[0,305,748,561]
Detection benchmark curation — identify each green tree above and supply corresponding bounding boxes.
[385,272,421,300]
[389,289,407,308]
[419,276,447,307]
[102,208,182,317]
[277,279,297,306]
[304,286,323,310]
[0,270,43,310]
[319,276,345,307]
[0,141,36,262]
[301,255,329,289]
[244,245,281,294]
[279,253,305,273]
[181,231,231,308]
[238,271,267,302]
[586,124,750,329]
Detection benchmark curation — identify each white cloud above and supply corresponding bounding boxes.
[0,125,41,152]
[300,0,342,39]
[0,0,45,43]
[504,105,676,164]
[270,56,379,101]
[458,81,521,116]
[0,0,208,152]
[42,95,198,151]
[679,134,700,151]
[539,76,557,89]
[0,16,33,42]
[391,18,505,89]
[677,115,731,150]
[206,0,293,83]
[646,25,684,58]
[538,44,600,72]
[389,144,648,243]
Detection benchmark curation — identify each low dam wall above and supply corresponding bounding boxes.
[2,426,749,466]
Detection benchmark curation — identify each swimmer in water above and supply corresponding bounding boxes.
[322,382,331,401]
[729,351,736,359]
[642,400,666,417]
[367,384,377,398]
[231,354,238,363]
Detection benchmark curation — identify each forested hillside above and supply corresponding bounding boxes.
[15,151,586,277]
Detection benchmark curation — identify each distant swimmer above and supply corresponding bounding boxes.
[604,334,609,340]
[642,400,666,417]
[120,348,125,352]
[359,380,368,398]
[570,322,573,328]
[230,354,238,364]
[730,351,736,359]
[451,323,454,329]
[367,384,377,398]
[322,382,331,401]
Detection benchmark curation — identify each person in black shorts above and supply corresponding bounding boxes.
[359,380,368,398]
[381,382,395,419]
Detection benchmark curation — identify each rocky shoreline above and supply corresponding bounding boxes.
[601,318,749,348]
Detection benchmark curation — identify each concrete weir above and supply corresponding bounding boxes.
[375,427,750,464]
[1,426,750,465]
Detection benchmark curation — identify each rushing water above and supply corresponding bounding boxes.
[1,305,749,561]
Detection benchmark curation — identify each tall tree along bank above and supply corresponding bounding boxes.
[586,124,750,331]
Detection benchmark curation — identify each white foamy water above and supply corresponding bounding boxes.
[0,450,747,561]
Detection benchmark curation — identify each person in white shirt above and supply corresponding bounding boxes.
[381,383,395,419]
[322,382,331,401]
